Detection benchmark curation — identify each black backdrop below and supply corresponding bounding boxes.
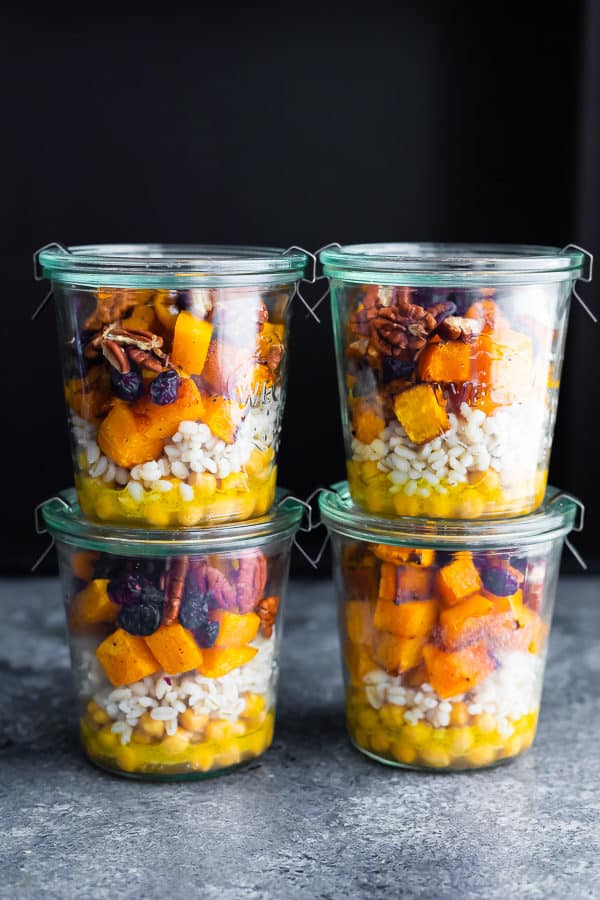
[2,3,598,574]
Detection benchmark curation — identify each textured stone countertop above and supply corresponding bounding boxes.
[1,576,599,899]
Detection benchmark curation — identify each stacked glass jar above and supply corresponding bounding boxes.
[318,243,585,771]
[38,245,308,779]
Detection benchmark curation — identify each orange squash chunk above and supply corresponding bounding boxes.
[397,566,435,600]
[211,610,260,647]
[436,553,482,607]
[345,600,375,645]
[373,546,436,567]
[200,395,245,444]
[393,384,450,445]
[70,551,99,582]
[374,632,427,674]
[64,366,111,424]
[96,629,160,687]
[379,562,397,601]
[197,645,258,678]
[465,299,508,333]
[484,592,547,653]
[172,311,214,376]
[345,641,377,683]
[472,329,533,403]
[423,642,495,699]
[201,339,256,398]
[98,378,205,468]
[374,598,438,638]
[126,303,162,334]
[417,340,471,384]
[352,397,385,444]
[345,560,379,601]
[71,578,120,630]
[144,624,204,674]
[439,594,494,649]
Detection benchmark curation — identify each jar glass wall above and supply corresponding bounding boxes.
[320,483,577,771]
[321,244,584,519]
[43,489,303,780]
[40,245,307,527]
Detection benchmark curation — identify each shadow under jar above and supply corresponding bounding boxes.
[39,244,308,527]
[42,489,303,780]
[320,243,585,519]
[319,482,578,771]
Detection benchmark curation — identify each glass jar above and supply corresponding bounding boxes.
[42,488,303,780]
[39,244,308,527]
[320,243,584,518]
[319,482,578,771]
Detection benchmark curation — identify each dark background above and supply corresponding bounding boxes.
[2,3,599,574]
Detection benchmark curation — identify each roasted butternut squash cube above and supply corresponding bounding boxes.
[211,610,260,647]
[97,378,205,468]
[472,329,533,403]
[345,641,378,683]
[144,623,204,674]
[126,303,162,334]
[436,553,482,607]
[379,563,434,602]
[352,397,386,444]
[345,600,375,645]
[439,594,494,649]
[374,598,439,638]
[423,642,495,699]
[417,340,472,384]
[71,578,119,630]
[379,562,397,601]
[393,384,450,445]
[373,545,436,567]
[197,645,258,678]
[200,395,245,444]
[171,311,214,376]
[374,632,427,674]
[70,551,99,582]
[96,628,160,687]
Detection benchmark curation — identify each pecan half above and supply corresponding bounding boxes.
[437,316,483,341]
[86,322,168,374]
[205,566,238,610]
[256,595,280,638]
[161,557,190,625]
[236,551,268,613]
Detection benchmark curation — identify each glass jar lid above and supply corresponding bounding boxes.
[319,483,578,549]
[42,489,304,556]
[319,242,585,286]
[38,244,308,288]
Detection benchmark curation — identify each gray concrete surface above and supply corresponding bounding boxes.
[0,576,599,899]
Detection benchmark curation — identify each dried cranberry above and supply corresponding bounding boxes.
[179,584,209,630]
[194,619,220,648]
[481,565,521,597]
[108,573,148,606]
[118,601,162,636]
[150,369,180,405]
[381,357,414,383]
[111,366,143,402]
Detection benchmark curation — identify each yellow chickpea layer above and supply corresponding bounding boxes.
[346,692,537,771]
[81,696,274,777]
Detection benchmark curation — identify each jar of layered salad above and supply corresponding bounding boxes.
[321,243,584,518]
[39,244,308,526]
[42,489,303,779]
[320,482,578,771]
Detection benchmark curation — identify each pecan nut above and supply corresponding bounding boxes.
[206,565,238,610]
[236,551,268,613]
[161,557,190,625]
[256,595,280,638]
[437,316,483,342]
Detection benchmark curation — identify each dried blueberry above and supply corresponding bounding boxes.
[179,584,209,630]
[150,369,180,405]
[194,619,220,648]
[111,366,143,402]
[118,601,162,636]
[481,565,521,597]
[108,573,148,606]
[381,357,414,383]
[140,581,164,607]
[509,555,528,575]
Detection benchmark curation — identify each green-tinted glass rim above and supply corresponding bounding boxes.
[320,242,585,286]
[319,482,578,549]
[42,488,304,556]
[39,244,308,288]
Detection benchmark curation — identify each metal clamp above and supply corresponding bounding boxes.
[278,487,330,569]
[548,490,587,570]
[31,494,72,572]
[33,241,69,281]
[283,243,341,323]
[562,243,596,324]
